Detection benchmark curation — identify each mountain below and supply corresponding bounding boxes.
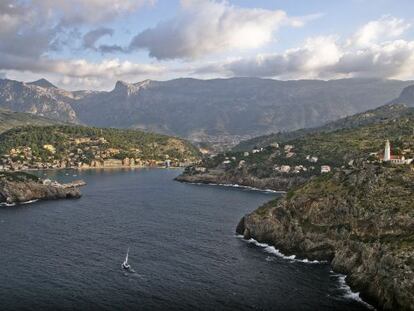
[234,82,414,152]
[1,77,412,145]
[0,125,200,171]
[28,78,58,89]
[0,108,62,134]
[233,103,413,151]
[237,163,414,310]
[73,78,413,144]
[0,79,94,124]
[390,84,414,106]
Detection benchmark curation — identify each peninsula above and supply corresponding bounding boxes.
[0,172,84,205]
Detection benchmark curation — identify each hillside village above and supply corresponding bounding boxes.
[0,126,199,171]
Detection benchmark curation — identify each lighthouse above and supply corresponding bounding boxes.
[384,140,391,162]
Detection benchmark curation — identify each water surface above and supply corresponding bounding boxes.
[0,169,370,310]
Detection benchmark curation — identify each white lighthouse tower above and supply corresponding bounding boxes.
[384,140,391,162]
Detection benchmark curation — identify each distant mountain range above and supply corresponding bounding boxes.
[1,77,413,145]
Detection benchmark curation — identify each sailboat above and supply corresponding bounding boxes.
[122,248,131,270]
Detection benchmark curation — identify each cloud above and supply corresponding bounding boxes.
[349,16,411,48]
[197,36,343,78]
[83,27,114,50]
[196,16,414,80]
[32,0,155,25]
[0,0,156,89]
[129,0,310,60]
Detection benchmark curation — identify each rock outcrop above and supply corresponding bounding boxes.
[0,173,83,204]
[237,164,414,310]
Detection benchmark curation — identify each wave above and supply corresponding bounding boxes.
[0,199,38,207]
[21,199,39,205]
[334,273,376,309]
[189,182,285,194]
[238,235,375,308]
[0,202,16,207]
[236,235,326,264]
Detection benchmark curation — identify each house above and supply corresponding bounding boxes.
[321,165,331,173]
[280,165,291,173]
[43,144,56,154]
[243,152,250,157]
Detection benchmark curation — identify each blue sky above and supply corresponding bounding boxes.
[1,0,414,90]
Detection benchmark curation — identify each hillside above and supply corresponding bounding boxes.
[237,163,414,310]
[1,77,412,146]
[177,109,414,191]
[234,83,414,152]
[0,108,62,134]
[234,103,413,151]
[0,125,200,171]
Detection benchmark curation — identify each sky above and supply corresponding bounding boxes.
[1,0,414,90]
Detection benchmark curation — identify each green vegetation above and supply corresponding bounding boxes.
[0,108,61,134]
[0,125,200,170]
[234,104,414,152]
[0,171,40,183]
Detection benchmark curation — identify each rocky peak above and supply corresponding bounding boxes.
[392,84,414,107]
[28,78,57,89]
[113,79,151,95]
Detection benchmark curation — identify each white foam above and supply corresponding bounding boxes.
[238,236,326,264]
[0,202,16,207]
[20,199,39,205]
[188,182,285,194]
[336,274,376,309]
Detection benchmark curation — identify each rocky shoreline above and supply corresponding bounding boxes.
[0,173,84,205]
[175,171,309,192]
[236,164,414,311]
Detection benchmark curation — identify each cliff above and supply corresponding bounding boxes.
[0,172,82,204]
[236,164,414,310]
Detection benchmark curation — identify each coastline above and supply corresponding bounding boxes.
[236,234,375,309]
[175,172,306,192]
[179,180,286,194]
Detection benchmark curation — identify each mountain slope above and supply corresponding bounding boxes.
[74,78,412,143]
[234,103,412,151]
[177,108,414,191]
[0,79,80,123]
[1,77,412,145]
[0,125,200,170]
[0,108,62,134]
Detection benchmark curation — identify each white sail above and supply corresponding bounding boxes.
[124,248,129,264]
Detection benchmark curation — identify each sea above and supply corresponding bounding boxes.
[0,168,372,310]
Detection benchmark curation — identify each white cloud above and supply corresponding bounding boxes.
[349,16,411,48]
[32,0,155,25]
[196,16,414,80]
[129,0,311,60]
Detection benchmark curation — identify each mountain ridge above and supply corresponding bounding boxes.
[1,77,413,146]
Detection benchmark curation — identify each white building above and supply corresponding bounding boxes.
[321,165,331,173]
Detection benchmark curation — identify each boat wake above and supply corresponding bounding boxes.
[237,235,326,264]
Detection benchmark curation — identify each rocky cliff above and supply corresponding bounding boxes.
[0,172,82,204]
[236,164,414,310]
